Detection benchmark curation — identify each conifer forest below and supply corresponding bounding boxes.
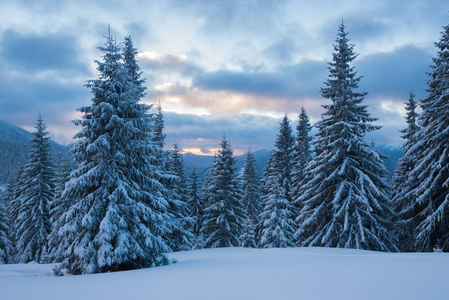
[1,17,449,293]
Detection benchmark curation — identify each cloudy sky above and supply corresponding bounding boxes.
[0,0,447,155]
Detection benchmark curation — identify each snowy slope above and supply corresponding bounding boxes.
[1,247,447,300]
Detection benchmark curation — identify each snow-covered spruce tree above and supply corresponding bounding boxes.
[240,150,261,247]
[257,117,297,248]
[273,115,295,204]
[291,106,313,213]
[391,91,420,251]
[255,151,275,244]
[259,172,296,248]
[48,154,73,262]
[123,35,145,92]
[393,92,420,191]
[295,23,397,251]
[144,103,189,251]
[405,23,449,251]
[196,164,215,248]
[0,197,12,264]
[125,32,175,258]
[187,169,203,242]
[242,150,262,224]
[54,34,170,275]
[201,136,245,248]
[15,115,56,263]
[165,143,193,251]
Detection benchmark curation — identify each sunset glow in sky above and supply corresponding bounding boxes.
[0,0,447,155]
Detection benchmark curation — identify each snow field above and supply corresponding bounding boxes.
[1,247,448,300]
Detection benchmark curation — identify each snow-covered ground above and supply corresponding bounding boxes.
[1,247,447,300]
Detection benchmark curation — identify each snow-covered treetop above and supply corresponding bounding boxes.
[319,22,379,139]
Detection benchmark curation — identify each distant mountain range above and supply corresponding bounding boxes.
[0,119,403,186]
[184,145,403,183]
[0,120,68,185]
[184,149,271,182]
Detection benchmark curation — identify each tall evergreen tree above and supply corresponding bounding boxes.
[240,150,261,247]
[291,106,313,212]
[259,172,296,248]
[15,115,56,263]
[404,23,449,251]
[391,91,420,251]
[197,164,216,249]
[123,35,174,260]
[257,117,297,248]
[54,33,170,274]
[201,136,245,248]
[241,150,262,226]
[295,23,397,251]
[256,151,275,244]
[273,115,295,205]
[124,35,188,252]
[187,169,203,241]
[165,143,193,251]
[123,35,145,95]
[144,104,189,251]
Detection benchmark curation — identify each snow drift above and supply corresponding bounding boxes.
[0,247,447,300]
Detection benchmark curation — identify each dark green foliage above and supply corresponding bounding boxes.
[201,136,245,248]
[295,23,397,251]
[240,150,261,247]
[403,24,449,251]
[291,107,313,213]
[273,115,295,204]
[392,92,420,251]
[15,115,56,263]
[166,143,194,251]
[187,169,204,241]
[54,34,170,274]
[259,172,296,248]
[0,196,12,264]
[48,154,73,262]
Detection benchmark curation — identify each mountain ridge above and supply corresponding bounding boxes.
[0,120,68,185]
[183,144,403,182]
[0,119,403,185]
